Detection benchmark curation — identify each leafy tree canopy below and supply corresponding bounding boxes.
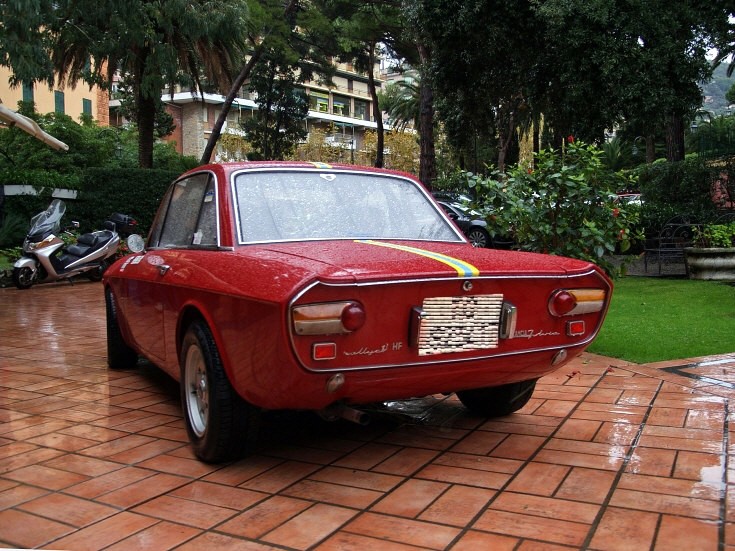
[242,49,309,160]
[412,0,732,166]
[1,0,250,168]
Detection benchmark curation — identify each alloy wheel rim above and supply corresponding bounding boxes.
[185,345,209,437]
[469,232,486,247]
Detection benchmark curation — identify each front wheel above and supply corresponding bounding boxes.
[12,266,35,289]
[457,379,538,417]
[180,320,260,463]
[467,227,490,248]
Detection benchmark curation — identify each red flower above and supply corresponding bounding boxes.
[567,135,575,143]
[527,168,533,174]
[612,208,620,217]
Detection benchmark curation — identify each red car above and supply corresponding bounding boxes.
[104,162,612,463]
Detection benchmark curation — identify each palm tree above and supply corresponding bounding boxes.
[8,0,249,168]
[381,79,420,132]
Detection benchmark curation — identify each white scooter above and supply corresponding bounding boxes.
[12,199,136,289]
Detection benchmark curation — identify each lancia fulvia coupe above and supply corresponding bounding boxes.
[104,162,612,462]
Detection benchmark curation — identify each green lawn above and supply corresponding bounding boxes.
[587,276,735,363]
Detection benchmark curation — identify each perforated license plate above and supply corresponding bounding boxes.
[416,294,504,356]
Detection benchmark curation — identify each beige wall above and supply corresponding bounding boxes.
[0,66,108,124]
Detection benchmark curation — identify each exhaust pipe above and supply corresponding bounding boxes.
[320,404,370,426]
[340,405,370,426]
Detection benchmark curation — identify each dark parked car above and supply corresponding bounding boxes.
[436,200,492,248]
[436,199,514,249]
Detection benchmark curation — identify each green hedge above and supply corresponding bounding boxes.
[72,168,179,233]
[0,167,82,190]
[1,168,178,244]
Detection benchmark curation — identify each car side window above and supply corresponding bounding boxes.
[153,173,217,248]
[194,178,217,247]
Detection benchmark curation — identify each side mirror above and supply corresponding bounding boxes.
[127,234,146,253]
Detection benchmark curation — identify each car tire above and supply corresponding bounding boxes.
[467,227,490,248]
[12,266,35,289]
[106,288,138,370]
[457,379,538,417]
[180,320,260,463]
[87,259,110,282]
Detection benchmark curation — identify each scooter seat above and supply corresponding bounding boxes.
[66,230,115,258]
[66,244,91,257]
[77,233,99,247]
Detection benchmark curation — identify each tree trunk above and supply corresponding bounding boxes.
[132,51,155,169]
[200,0,299,164]
[200,50,264,164]
[645,134,656,164]
[367,43,383,168]
[497,103,515,173]
[137,86,156,169]
[665,113,685,162]
[417,43,436,189]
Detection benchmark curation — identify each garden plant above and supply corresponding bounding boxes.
[452,139,643,276]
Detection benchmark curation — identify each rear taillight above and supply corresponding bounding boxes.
[549,289,606,317]
[292,301,366,335]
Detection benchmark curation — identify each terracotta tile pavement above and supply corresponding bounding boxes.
[1,281,733,550]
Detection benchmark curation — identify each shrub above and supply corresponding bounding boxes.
[71,168,179,233]
[637,155,720,233]
[0,212,27,248]
[464,139,642,276]
[0,167,82,190]
[693,222,735,248]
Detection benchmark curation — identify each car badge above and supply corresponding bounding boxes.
[462,280,473,292]
[320,174,336,181]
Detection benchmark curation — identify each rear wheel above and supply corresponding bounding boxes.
[457,379,538,417]
[180,320,259,463]
[89,257,115,281]
[88,263,104,281]
[12,266,35,289]
[106,289,138,369]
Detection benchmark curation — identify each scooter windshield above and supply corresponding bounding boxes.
[28,199,66,236]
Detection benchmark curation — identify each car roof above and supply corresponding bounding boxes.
[186,161,421,182]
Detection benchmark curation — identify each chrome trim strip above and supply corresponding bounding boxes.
[289,268,605,306]
[229,166,467,246]
[301,340,594,374]
[291,268,604,301]
[150,169,222,249]
[232,236,465,246]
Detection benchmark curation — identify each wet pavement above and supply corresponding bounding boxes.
[1,281,733,550]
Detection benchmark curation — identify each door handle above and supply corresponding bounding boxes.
[158,264,171,276]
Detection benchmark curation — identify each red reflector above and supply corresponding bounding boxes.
[341,302,366,332]
[550,290,577,316]
[313,342,337,361]
[567,320,586,336]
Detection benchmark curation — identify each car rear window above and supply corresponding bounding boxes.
[233,169,463,244]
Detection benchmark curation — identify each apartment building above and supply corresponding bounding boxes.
[0,66,108,125]
[0,56,384,161]
[152,59,383,160]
